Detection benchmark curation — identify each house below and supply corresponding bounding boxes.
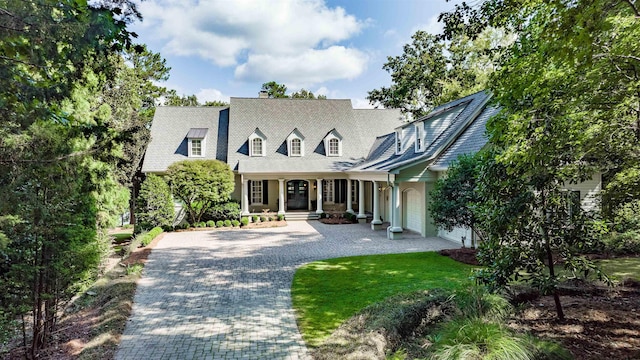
[141,91,601,242]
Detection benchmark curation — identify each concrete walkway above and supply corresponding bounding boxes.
[115,221,456,360]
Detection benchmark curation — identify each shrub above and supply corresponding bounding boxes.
[231,219,240,227]
[224,219,232,227]
[603,230,640,255]
[277,214,285,221]
[260,216,267,222]
[204,201,241,222]
[135,174,175,233]
[206,220,216,228]
[241,218,249,226]
[268,216,274,222]
[126,227,163,255]
[319,212,327,219]
[216,220,224,227]
[343,212,356,222]
[252,215,259,222]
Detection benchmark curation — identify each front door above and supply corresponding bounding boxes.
[287,180,309,210]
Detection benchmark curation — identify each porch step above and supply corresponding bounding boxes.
[285,212,320,221]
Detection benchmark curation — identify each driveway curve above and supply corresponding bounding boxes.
[115,221,456,360]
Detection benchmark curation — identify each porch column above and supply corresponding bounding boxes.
[241,177,250,216]
[357,179,366,223]
[388,183,403,239]
[346,179,354,214]
[316,179,324,214]
[278,178,285,215]
[371,181,382,230]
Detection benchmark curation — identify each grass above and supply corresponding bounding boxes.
[292,252,475,347]
[597,257,640,282]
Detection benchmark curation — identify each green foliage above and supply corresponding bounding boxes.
[602,230,640,256]
[429,154,483,246]
[162,89,199,106]
[139,227,162,247]
[260,216,267,222]
[367,28,509,118]
[241,218,250,227]
[252,215,260,222]
[165,160,235,224]
[277,214,285,221]
[216,220,224,228]
[206,220,216,228]
[136,174,175,233]
[223,219,232,227]
[261,81,288,98]
[231,220,240,227]
[342,212,356,222]
[291,88,327,99]
[204,201,241,221]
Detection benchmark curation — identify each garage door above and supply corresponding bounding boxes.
[405,190,421,233]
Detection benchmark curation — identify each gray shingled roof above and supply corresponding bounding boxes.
[228,98,400,172]
[349,91,492,173]
[142,106,228,173]
[430,105,500,169]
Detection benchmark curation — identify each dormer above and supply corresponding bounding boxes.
[248,128,267,157]
[415,122,425,152]
[186,128,208,157]
[394,130,402,155]
[286,128,305,157]
[394,126,415,155]
[324,129,343,157]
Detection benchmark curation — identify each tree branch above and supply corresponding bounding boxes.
[622,0,640,17]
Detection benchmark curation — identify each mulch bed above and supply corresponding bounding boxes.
[440,247,640,360]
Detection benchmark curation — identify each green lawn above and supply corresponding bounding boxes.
[292,252,475,347]
[597,257,640,282]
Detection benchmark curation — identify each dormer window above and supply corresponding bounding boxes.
[415,123,424,152]
[324,129,343,157]
[248,128,267,157]
[187,128,208,157]
[286,128,305,157]
[395,131,402,155]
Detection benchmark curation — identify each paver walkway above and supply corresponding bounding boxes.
[115,221,456,360]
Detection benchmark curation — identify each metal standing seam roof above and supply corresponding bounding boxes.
[349,91,493,173]
[186,128,208,138]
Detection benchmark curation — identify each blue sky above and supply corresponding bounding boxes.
[131,0,462,108]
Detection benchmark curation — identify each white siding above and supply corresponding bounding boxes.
[564,173,602,212]
[438,226,473,247]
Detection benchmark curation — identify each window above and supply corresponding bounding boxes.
[328,138,339,156]
[290,138,301,156]
[568,190,581,216]
[415,124,423,152]
[395,131,402,154]
[251,180,263,205]
[351,180,358,203]
[323,179,335,203]
[191,139,202,156]
[251,138,263,156]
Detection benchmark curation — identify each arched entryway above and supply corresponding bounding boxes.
[286,180,309,210]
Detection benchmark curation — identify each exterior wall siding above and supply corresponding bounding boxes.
[564,173,601,212]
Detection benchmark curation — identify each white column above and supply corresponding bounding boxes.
[357,179,366,222]
[371,181,382,230]
[346,179,354,214]
[278,179,285,215]
[388,183,403,239]
[316,179,324,213]
[241,177,250,215]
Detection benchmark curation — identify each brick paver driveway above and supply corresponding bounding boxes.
[115,221,456,360]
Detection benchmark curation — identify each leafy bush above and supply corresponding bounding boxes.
[252,215,259,222]
[140,227,163,247]
[603,230,640,255]
[203,201,241,222]
[612,199,640,233]
[319,212,327,219]
[260,216,267,222]
[216,220,224,227]
[268,216,274,221]
[135,174,175,233]
[277,214,285,221]
[223,219,232,227]
[206,220,215,228]
[241,218,249,226]
[342,212,356,222]
[231,220,240,227]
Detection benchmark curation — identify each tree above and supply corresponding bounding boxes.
[136,174,175,232]
[367,28,509,118]
[162,89,200,106]
[291,88,327,99]
[429,154,484,247]
[204,100,230,107]
[165,160,235,224]
[261,81,288,98]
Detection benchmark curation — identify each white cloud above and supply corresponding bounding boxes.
[412,15,443,36]
[235,46,367,85]
[136,0,369,85]
[352,98,376,109]
[196,88,230,103]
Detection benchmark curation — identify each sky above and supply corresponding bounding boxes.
[130,0,463,108]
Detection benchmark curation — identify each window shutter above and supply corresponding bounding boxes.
[262,180,269,204]
[247,180,251,201]
[337,180,346,203]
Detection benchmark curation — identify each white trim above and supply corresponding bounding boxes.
[324,130,343,157]
[415,122,424,152]
[395,130,402,155]
[248,129,266,157]
[250,180,263,205]
[323,179,335,203]
[287,129,305,157]
[188,138,205,157]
